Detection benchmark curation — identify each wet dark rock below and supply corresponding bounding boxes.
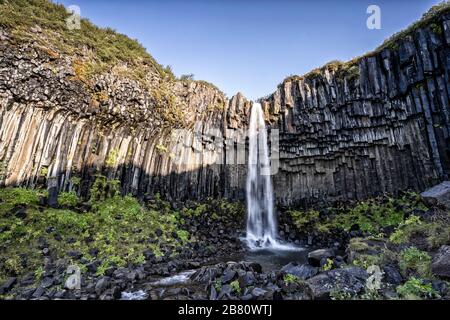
[421,181,450,209]
[218,284,232,300]
[221,269,237,283]
[191,264,223,284]
[251,287,267,298]
[241,293,253,300]
[19,273,35,286]
[40,277,54,288]
[95,277,111,295]
[306,267,368,299]
[238,271,256,287]
[432,280,448,296]
[53,290,67,299]
[281,262,318,280]
[89,248,99,257]
[32,286,45,299]
[209,286,217,300]
[0,277,17,294]
[307,249,335,267]
[67,250,82,260]
[383,265,403,285]
[431,245,450,279]
[85,261,99,274]
[143,250,155,261]
[11,205,27,219]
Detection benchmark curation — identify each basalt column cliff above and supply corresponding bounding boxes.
[1,9,450,206]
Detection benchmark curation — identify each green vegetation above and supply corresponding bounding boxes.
[321,258,334,271]
[283,273,301,285]
[57,191,79,207]
[287,192,435,238]
[0,187,42,208]
[396,278,440,300]
[230,280,241,295]
[389,215,450,249]
[0,0,173,81]
[0,186,191,281]
[377,1,450,52]
[0,0,225,129]
[180,198,244,222]
[105,148,119,168]
[399,247,432,278]
[351,254,384,270]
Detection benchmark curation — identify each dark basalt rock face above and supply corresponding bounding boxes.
[261,15,450,206]
[1,12,450,206]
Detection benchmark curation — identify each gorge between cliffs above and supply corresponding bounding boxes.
[0,0,450,301]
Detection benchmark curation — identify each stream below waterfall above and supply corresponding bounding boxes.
[121,246,310,300]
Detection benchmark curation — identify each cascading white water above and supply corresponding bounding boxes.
[245,103,278,249]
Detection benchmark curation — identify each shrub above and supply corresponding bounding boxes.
[0,187,41,207]
[57,191,79,207]
[399,247,431,278]
[176,230,190,244]
[230,280,241,295]
[396,278,440,299]
[390,214,450,249]
[322,258,334,271]
[352,254,383,269]
[283,274,300,285]
[288,209,320,230]
[0,0,173,80]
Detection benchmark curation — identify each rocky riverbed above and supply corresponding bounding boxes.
[1,184,449,300]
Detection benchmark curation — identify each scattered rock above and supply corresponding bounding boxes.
[217,284,232,299]
[0,277,17,294]
[95,277,111,295]
[40,277,54,289]
[251,287,267,298]
[421,181,450,209]
[383,265,403,285]
[306,267,368,299]
[281,262,318,280]
[32,286,45,299]
[67,250,82,260]
[221,269,237,283]
[307,249,335,267]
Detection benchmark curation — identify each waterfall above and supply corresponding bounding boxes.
[245,103,278,249]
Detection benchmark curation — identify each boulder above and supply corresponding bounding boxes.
[306,267,368,299]
[95,276,111,295]
[190,264,224,284]
[431,245,450,279]
[0,277,17,295]
[421,181,450,209]
[238,271,256,287]
[281,262,318,280]
[307,248,335,267]
[217,284,232,300]
[251,287,267,298]
[383,265,403,285]
[221,268,237,283]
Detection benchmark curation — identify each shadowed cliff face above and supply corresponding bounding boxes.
[1,12,450,206]
[0,30,250,202]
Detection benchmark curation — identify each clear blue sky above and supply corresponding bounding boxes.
[57,0,442,100]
